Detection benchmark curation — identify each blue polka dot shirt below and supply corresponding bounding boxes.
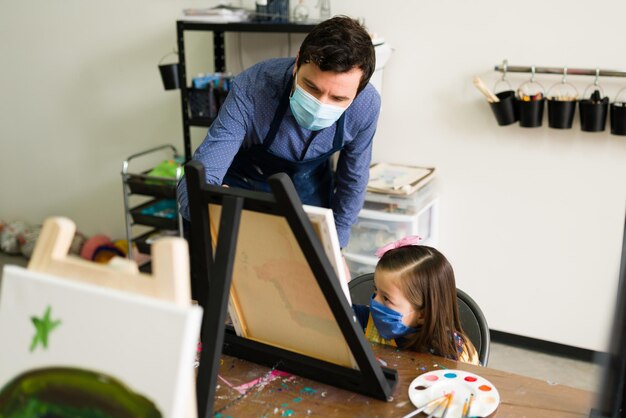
[177,57,381,247]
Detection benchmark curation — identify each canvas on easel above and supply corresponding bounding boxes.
[185,160,398,418]
[208,203,354,367]
[0,217,202,418]
[209,203,352,347]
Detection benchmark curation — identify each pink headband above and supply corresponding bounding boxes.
[374,235,422,258]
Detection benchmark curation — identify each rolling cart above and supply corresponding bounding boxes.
[121,144,184,267]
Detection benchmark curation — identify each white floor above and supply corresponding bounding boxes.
[488,342,602,392]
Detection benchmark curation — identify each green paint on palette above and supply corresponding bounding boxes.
[282,410,294,417]
[301,387,316,394]
[293,397,303,403]
[281,403,288,407]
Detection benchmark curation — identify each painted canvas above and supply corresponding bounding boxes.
[0,265,202,418]
[210,203,357,369]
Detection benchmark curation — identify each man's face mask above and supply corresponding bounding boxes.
[289,72,350,131]
[369,294,418,340]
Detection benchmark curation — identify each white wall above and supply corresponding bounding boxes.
[1,0,625,351]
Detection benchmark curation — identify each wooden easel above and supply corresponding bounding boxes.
[27,216,197,418]
[185,161,398,418]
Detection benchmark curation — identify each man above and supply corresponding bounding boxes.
[177,15,379,249]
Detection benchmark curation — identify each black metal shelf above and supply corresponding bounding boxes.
[176,19,317,161]
[177,20,317,34]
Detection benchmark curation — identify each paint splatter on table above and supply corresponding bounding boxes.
[210,343,594,417]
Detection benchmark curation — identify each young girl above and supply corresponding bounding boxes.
[352,236,479,365]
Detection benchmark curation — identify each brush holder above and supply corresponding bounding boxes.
[579,85,608,132]
[517,80,545,128]
[159,63,180,90]
[610,88,626,136]
[547,100,577,129]
[158,51,180,90]
[546,81,578,129]
[489,90,518,126]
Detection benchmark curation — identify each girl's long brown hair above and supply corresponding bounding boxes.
[375,245,475,361]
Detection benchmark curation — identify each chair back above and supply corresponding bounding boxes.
[348,273,490,366]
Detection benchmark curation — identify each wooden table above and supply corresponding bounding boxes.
[210,343,595,417]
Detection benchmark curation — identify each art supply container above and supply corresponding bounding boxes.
[546,79,578,129]
[517,78,545,128]
[489,90,518,126]
[487,76,518,126]
[610,88,626,136]
[579,84,608,132]
[158,51,180,91]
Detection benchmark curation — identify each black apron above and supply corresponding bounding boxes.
[223,76,345,208]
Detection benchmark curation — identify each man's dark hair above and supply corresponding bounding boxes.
[296,16,375,94]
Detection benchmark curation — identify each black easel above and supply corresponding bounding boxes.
[185,160,398,418]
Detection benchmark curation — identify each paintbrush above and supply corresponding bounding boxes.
[462,393,474,418]
[401,393,450,418]
[473,76,500,103]
[439,392,454,418]
[424,395,449,418]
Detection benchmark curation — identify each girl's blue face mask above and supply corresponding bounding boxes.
[289,73,350,131]
[370,294,418,340]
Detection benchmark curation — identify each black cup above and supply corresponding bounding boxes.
[610,103,626,136]
[489,90,518,126]
[547,99,577,129]
[579,100,608,132]
[158,63,180,90]
[518,98,545,128]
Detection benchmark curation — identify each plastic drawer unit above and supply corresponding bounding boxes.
[343,183,439,278]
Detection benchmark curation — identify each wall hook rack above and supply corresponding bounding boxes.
[494,63,626,78]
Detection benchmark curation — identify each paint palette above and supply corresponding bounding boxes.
[408,370,500,417]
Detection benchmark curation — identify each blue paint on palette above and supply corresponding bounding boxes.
[282,410,294,417]
[293,397,302,403]
[301,387,317,394]
[444,372,457,378]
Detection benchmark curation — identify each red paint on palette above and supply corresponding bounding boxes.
[478,384,492,391]
[464,376,477,382]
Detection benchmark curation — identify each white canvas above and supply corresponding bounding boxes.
[302,204,352,305]
[0,265,202,418]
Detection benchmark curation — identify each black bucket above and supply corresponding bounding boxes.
[579,100,608,132]
[489,90,518,126]
[547,99,577,129]
[159,63,180,90]
[518,98,545,128]
[610,103,626,136]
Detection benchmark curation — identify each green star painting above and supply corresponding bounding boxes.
[30,305,61,352]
